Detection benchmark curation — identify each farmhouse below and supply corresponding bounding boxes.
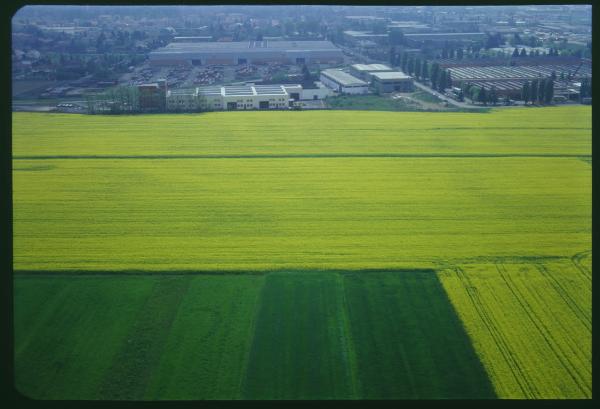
[320,69,369,94]
[149,40,344,66]
[370,71,414,93]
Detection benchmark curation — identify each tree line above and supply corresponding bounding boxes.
[521,77,555,105]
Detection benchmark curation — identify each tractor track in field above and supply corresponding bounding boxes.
[452,266,537,398]
[495,263,590,398]
[570,250,592,283]
[13,153,591,160]
[534,264,591,333]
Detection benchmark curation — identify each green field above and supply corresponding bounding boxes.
[12,107,591,399]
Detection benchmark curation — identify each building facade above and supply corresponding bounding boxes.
[370,71,414,93]
[165,84,307,112]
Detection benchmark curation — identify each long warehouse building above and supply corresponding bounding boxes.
[149,40,344,66]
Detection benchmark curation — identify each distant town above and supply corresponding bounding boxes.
[12,5,592,114]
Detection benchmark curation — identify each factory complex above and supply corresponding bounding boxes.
[149,40,344,66]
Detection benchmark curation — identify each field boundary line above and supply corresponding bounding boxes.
[570,250,592,283]
[12,153,591,160]
[238,275,266,398]
[336,273,361,399]
[13,268,438,277]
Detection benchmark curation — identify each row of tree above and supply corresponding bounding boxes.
[521,78,555,105]
[461,83,505,106]
[579,77,592,102]
[511,47,560,58]
[391,51,454,93]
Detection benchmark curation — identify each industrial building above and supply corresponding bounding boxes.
[320,69,369,94]
[370,71,414,94]
[166,84,305,111]
[349,64,394,81]
[149,40,344,66]
[343,31,389,45]
[404,32,487,45]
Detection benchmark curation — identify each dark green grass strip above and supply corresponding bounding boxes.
[13,153,590,160]
[343,271,496,399]
[143,275,265,400]
[242,272,356,399]
[98,276,193,400]
[14,276,157,399]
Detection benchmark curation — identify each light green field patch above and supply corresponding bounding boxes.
[437,260,591,398]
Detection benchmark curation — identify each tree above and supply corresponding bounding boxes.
[389,46,396,66]
[389,29,404,46]
[471,86,480,103]
[437,69,447,92]
[512,47,519,58]
[478,87,488,105]
[520,48,527,57]
[544,78,554,104]
[457,47,464,60]
[522,81,530,104]
[530,79,538,103]
[489,86,498,105]
[420,60,429,81]
[537,78,546,104]
[550,71,557,81]
[401,54,409,73]
[408,58,416,76]
[430,62,440,89]
[302,64,311,82]
[414,58,421,80]
[445,70,452,88]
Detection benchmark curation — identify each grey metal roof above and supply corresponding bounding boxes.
[151,40,341,55]
[351,63,393,72]
[321,69,368,87]
[371,71,412,81]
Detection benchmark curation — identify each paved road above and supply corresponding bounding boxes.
[412,81,486,110]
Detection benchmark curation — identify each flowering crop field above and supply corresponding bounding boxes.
[12,107,591,399]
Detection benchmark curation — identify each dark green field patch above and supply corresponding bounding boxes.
[14,271,496,400]
[14,276,158,399]
[98,276,193,400]
[343,271,496,399]
[242,272,357,399]
[144,275,264,400]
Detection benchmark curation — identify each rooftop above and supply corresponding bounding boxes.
[196,84,297,97]
[405,32,486,37]
[351,63,393,72]
[152,40,341,55]
[344,31,389,37]
[321,69,367,87]
[371,71,412,81]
